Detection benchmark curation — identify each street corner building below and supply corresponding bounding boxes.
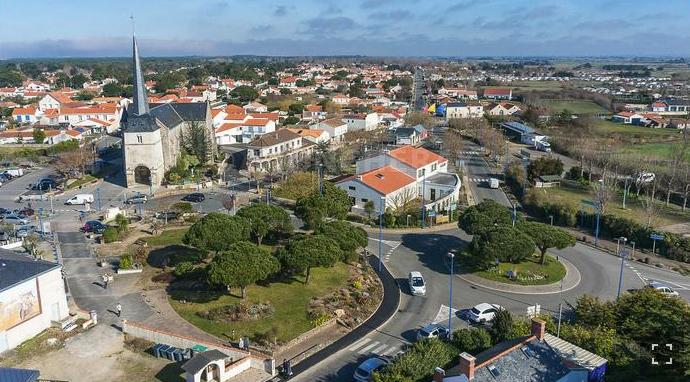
[121,35,215,188]
[0,249,69,352]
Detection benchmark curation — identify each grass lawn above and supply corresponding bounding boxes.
[592,120,681,139]
[533,184,690,227]
[66,174,98,190]
[509,81,566,91]
[169,263,350,343]
[545,99,607,115]
[620,142,690,162]
[458,252,566,286]
[143,228,189,247]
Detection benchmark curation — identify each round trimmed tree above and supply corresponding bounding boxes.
[279,234,342,284]
[206,241,280,299]
[183,212,250,254]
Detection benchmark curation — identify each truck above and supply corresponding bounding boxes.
[65,193,95,205]
[3,168,24,177]
[489,178,500,189]
[534,139,552,153]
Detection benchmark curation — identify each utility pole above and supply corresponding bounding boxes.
[448,252,455,335]
[318,163,324,196]
[96,188,101,211]
[378,197,384,272]
[421,172,426,228]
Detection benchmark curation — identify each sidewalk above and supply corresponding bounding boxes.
[457,257,581,295]
[358,221,458,234]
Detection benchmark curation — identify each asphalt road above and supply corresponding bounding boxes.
[458,140,512,207]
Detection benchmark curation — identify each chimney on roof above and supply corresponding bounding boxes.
[459,352,476,380]
[531,317,546,341]
[432,367,445,382]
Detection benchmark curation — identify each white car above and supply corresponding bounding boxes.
[408,271,426,296]
[646,281,679,296]
[416,323,450,341]
[468,303,503,324]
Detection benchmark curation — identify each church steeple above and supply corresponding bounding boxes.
[131,34,149,116]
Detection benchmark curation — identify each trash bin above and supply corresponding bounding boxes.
[164,347,177,361]
[89,309,98,325]
[171,348,183,361]
[153,344,168,358]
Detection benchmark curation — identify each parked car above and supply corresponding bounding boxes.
[154,211,180,220]
[468,303,504,324]
[16,207,35,217]
[65,193,95,205]
[0,207,12,216]
[3,214,30,226]
[0,231,10,243]
[81,221,108,234]
[182,193,205,202]
[125,194,148,204]
[416,323,450,341]
[32,178,56,191]
[646,281,679,296]
[15,229,30,238]
[354,357,389,382]
[408,271,426,296]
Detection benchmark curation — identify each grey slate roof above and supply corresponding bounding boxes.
[0,367,40,382]
[0,249,60,293]
[123,102,208,133]
[501,121,535,134]
[182,350,230,374]
[427,172,459,187]
[394,127,416,137]
[124,114,160,133]
[473,338,570,382]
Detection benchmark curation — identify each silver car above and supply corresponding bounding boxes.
[3,214,29,226]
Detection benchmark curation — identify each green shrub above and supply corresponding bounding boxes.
[172,201,193,213]
[373,338,458,382]
[115,213,128,234]
[452,327,493,354]
[102,227,119,243]
[174,261,194,277]
[119,254,133,269]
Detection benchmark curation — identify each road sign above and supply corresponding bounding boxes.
[619,249,630,257]
[650,233,664,241]
[427,210,436,217]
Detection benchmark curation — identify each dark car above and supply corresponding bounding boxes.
[0,231,9,243]
[182,193,205,202]
[32,179,56,191]
[81,220,108,234]
[16,207,35,217]
[0,207,11,216]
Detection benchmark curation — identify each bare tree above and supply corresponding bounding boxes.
[663,128,688,206]
[641,176,660,228]
[390,188,419,215]
[680,163,690,211]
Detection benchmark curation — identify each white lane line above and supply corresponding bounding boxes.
[347,338,371,352]
[358,341,380,354]
[382,346,400,356]
[372,344,389,355]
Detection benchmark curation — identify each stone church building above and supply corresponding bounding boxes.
[122,36,214,188]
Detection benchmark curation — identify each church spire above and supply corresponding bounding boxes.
[131,32,149,116]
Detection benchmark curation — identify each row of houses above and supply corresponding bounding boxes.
[443,101,522,120]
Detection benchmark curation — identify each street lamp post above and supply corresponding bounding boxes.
[595,179,603,246]
[421,172,426,229]
[378,197,384,272]
[448,252,455,335]
[407,214,411,227]
[549,215,554,226]
[616,237,628,300]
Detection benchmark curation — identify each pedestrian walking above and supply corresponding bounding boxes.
[115,302,122,317]
[102,274,108,289]
[238,337,245,350]
[286,359,293,376]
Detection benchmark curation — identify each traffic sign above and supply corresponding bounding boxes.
[427,210,436,217]
[650,233,664,241]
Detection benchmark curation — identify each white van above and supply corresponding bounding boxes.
[408,271,426,296]
[65,193,95,205]
[489,178,500,189]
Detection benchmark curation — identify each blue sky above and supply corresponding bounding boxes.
[1,0,689,58]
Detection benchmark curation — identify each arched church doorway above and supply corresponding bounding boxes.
[134,165,151,185]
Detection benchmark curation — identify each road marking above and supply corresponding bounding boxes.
[433,304,458,325]
[358,341,380,354]
[381,346,401,356]
[372,344,389,354]
[347,338,371,352]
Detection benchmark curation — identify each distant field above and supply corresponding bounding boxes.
[510,81,565,91]
[621,142,690,162]
[545,99,607,114]
[593,120,682,138]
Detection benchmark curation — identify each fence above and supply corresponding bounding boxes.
[122,320,275,375]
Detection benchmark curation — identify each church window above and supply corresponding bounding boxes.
[137,135,143,143]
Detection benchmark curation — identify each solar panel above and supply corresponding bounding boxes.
[487,364,501,378]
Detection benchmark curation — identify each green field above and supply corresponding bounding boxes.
[545,99,607,114]
[593,120,681,138]
[621,142,690,162]
[532,183,690,228]
[169,263,350,343]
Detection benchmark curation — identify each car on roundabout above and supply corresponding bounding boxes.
[468,303,504,324]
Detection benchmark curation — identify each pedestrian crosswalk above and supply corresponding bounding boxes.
[468,178,491,183]
[626,263,690,290]
[460,151,481,156]
[347,337,404,357]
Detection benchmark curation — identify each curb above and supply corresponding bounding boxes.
[359,222,458,235]
[289,255,401,377]
[456,257,581,295]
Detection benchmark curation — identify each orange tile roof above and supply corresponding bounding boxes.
[243,118,271,126]
[389,145,447,169]
[248,112,279,121]
[12,106,37,115]
[60,104,118,115]
[356,165,416,195]
[305,105,322,112]
[225,113,246,121]
[216,122,242,134]
[211,109,224,118]
[225,104,244,114]
[287,128,326,138]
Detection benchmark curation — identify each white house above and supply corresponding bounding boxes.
[245,129,314,173]
[336,165,418,213]
[438,87,478,100]
[286,128,330,144]
[342,145,461,214]
[612,111,643,124]
[316,118,348,144]
[486,102,521,116]
[0,250,70,353]
[332,94,350,106]
[342,113,380,131]
[243,102,267,113]
[446,102,484,119]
